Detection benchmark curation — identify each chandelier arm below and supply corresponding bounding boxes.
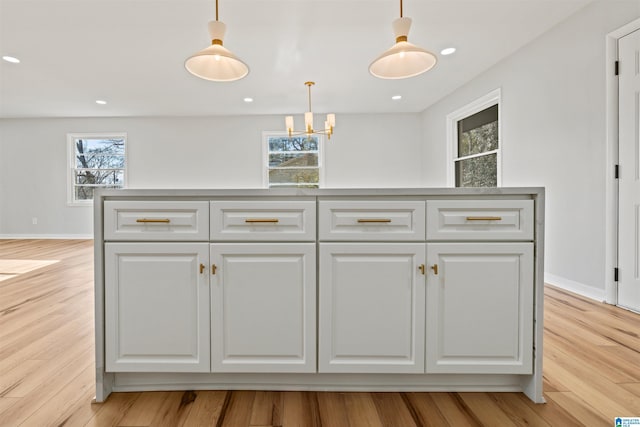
[286,129,331,136]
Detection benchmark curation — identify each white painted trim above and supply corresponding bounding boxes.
[544,273,606,302]
[604,18,640,305]
[446,89,502,187]
[0,234,93,239]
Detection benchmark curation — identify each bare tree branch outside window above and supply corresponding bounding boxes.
[72,136,126,201]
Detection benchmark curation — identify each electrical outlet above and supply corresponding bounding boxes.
[32,217,37,225]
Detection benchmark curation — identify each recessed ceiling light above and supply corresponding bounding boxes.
[2,56,20,63]
[440,47,456,56]
[392,95,402,101]
[243,97,254,103]
[96,100,107,105]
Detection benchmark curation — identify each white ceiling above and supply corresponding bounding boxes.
[0,0,594,118]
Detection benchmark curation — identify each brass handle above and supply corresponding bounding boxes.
[431,264,438,275]
[211,264,217,275]
[136,218,171,223]
[199,264,205,274]
[465,216,502,221]
[418,264,425,275]
[245,218,280,223]
[357,219,392,223]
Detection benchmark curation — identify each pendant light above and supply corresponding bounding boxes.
[185,0,249,82]
[369,0,437,79]
[285,82,335,140]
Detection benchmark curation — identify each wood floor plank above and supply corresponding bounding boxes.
[424,393,481,426]
[544,392,611,427]
[219,390,256,426]
[0,397,20,417]
[544,354,639,420]
[281,391,321,427]
[545,331,640,383]
[456,393,519,426]
[17,364,96,427]
[506,392,585,427]
[371,392,418,427]
[0,347,94,426]
[342,393,384,427]
[401,392,451,427]
[82,392,143,427]
[117,391,173,426]
[179,390,228,427]
[250,391,283,427]
[486,393,554,427]
[149,390,198,427]
[317,392,350,427]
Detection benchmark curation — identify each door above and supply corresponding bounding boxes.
[318,243,426,373]
[618,29,640,312]
[104,242,210,372]
[426,243,533,374]
[210,243,316,372]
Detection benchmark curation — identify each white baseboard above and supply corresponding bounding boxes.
[0,234,93,240]
[544,272,606,302]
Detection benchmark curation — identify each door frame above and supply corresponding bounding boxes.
[605,18,640,304]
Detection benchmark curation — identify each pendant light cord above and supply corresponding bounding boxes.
[215,0,219,21]
[400,0,403,18]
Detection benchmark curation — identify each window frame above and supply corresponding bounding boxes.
[66,132,128,206]
[446,89,502,187]
[262,131,324,188]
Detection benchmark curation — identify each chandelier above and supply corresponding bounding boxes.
[369,0,437,79]
[285,82,336,140]
[184,0,249,82]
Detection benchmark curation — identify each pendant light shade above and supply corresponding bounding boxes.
[185,1,249,82]
[369,5,437,79]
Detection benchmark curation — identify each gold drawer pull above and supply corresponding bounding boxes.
[465,216,502,221]
[431,264,438,275]
[245,218,280,223]
[357,219,392,223]
[136,218,171,223]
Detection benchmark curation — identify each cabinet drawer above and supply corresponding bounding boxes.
[210,201,316,241]
[426,200,533,241]
[104,201,209,241]
[318,200,426,241]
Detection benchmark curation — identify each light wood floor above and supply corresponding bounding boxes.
[1,239,639,426]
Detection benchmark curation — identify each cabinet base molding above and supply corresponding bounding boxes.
[107,372,542,403]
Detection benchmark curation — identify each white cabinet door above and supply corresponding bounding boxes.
[210,243,316,373]
[426,243,533,374]
[105,243,210,372]
[319,243,426,373]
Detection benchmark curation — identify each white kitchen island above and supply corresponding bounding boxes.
[93,187,545,403]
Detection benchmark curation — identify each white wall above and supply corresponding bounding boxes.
[421,0,640,299]
[0,113,422,237]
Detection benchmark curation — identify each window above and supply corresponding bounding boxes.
[67,133,127,204]
[447,89,501,187]
[263,132,322,188]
